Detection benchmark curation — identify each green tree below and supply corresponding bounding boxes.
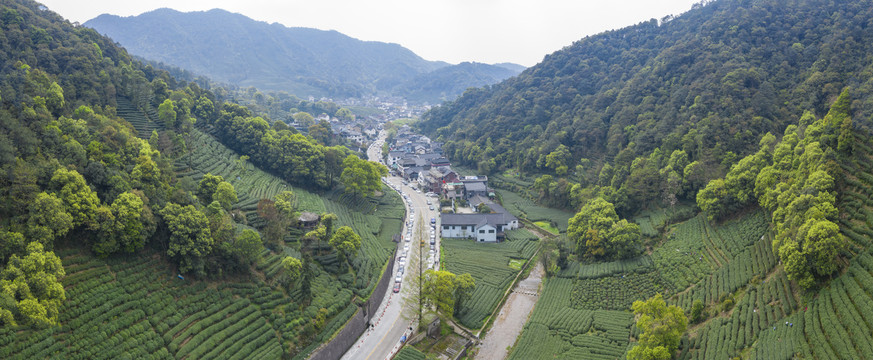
[340,155,387,197]
[197,173,224,205]
[329,226,361,265]
[274,191,296,216]
[160,203,213,275]
[320,212,338,236]
[305,225,328,254]
[453,273,475,315]
[94,191,153,255]
[158,98,177,129]
[293,111,315,127]
[194,96,214,121]
[213,181,237,211]
[50,168,100,228]
[308,120,332,145]
[0,231,25,264]
[0,242,66,327]
[232,229,263,263]
[26,192,73,247]
[422,269,457,317]
[335,107,354,121]
[281,256,303,288]
[568,197,641,259]
[45,82,64,115]
[690,299,704,323]
[628,294,688,360]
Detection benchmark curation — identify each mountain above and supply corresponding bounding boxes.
[85,8,447,98]
[85,9,524,103]
[421,0,873,177]
[492,62,527,73]
[397,61,523,104]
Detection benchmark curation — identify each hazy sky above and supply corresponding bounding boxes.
[39,0,699,67]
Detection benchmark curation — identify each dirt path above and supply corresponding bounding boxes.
[475,262,544,360]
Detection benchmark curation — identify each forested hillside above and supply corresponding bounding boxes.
[413,0,873,359]
[0,1,397,357]
[421,0,873,213]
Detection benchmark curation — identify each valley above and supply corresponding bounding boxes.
[4,0,873,359]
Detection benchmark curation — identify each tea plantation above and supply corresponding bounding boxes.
[507,130,873,360]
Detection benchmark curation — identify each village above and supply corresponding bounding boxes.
[384,126,519,243]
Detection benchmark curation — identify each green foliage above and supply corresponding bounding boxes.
[628,294,687,360]
[568,198,642,260]
[160,203,213,275]
[212,104,352,190]
[26,192,73,247]
[420,0,873,185]
[214,181,238,211]
[50,168,100,228]
[0,242,65,327]
[340,154,387,197]
[281,256,302,285]
[422,270,458,318]
[93,191,155,255]
[690,299,704,323]
[232,229,263,263]
[328,226,361,264]
[700,95,850,288]
[197,173,224,205]
[157,98,176,129]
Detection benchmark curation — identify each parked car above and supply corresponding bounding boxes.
[395,274,402,283]
[393,283,401,293]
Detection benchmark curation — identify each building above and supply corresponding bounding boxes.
[441,210,519,242]
[298,212,320,229]
[463,181,488,199]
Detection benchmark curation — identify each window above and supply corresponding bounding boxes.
[442,225,449,230]
[479,230,485,234]
[488,229,495,233]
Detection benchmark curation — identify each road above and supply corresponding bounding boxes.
[475,262,544,360]
[341,131,442,360]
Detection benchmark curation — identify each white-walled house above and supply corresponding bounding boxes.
[441,211,519,242]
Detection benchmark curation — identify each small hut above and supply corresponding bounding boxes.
[298,212,320,229]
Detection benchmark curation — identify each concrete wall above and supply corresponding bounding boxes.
[309,247,397,360]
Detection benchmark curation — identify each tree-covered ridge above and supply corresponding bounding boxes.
[421,0,873,212]
[698,89,854,288]
[0,0,388,339]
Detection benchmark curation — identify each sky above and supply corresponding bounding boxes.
[38,0,700,67]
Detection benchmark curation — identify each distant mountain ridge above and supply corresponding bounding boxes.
[85,8,523,102]
[398,62,521,104]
